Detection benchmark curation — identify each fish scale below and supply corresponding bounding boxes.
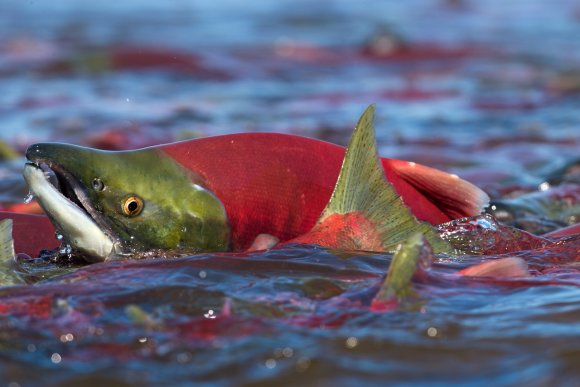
[161,131,484,250]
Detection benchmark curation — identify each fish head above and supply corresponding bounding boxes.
[24,143,230,262]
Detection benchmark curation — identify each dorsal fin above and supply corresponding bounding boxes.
[317,105,452,253]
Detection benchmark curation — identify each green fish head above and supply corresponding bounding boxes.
[24,143,230,261]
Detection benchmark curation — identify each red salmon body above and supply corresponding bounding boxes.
[161,133,486,250]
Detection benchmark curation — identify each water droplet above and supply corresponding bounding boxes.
[23,192,34,204]
[55,233,64,241]
[51,353,62,364]
[282,347,294,358]
[60,333,74,342]
[59,244,72,255]
[27,344,36,352]
[539,181,550,191]
[296,357,311,372]
[265,358,276,369]
[199,270,207,279]
[345,336,358,348]
[474,217,497,231]
[88,326,105,335]
[427,327,438,337]
[204,309,216,319]
[176,352,192,364]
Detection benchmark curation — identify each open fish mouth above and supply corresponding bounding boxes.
[22,161,121,262]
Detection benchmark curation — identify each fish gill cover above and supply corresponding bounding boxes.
[0,0,579,386]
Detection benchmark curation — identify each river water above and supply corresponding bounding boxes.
[0,1,579,386]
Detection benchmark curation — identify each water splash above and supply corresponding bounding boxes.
[438,214,549,255]
[59,244,72,256]
[23,192,35,204]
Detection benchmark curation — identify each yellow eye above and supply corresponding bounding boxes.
[122,196,143,217]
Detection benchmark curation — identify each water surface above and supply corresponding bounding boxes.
[0,1,578,386]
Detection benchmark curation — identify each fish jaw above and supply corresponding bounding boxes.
[22,163,119,262]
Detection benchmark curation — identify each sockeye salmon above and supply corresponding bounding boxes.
[19,105,489,262]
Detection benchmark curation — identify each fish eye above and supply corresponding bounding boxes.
[92,178,105,191]
[122,196,144,217]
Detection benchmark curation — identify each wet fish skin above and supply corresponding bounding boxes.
[21,106,488,261]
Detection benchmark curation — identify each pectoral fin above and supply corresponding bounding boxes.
[371,233,433,311]
[0,219,24,286]
[0,219,14,261]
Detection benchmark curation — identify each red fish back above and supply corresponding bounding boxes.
[161,133,462,250]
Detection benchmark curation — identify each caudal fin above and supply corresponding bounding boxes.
[293,105,452,253]
[386,159,490,223]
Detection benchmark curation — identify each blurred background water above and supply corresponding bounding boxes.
[1,0,580,145]
[0,1,579,386]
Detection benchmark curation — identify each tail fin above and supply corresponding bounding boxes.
[294,105,452,253]
[386,159,490,223]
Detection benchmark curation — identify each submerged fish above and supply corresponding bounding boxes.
[22,105,489,262]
